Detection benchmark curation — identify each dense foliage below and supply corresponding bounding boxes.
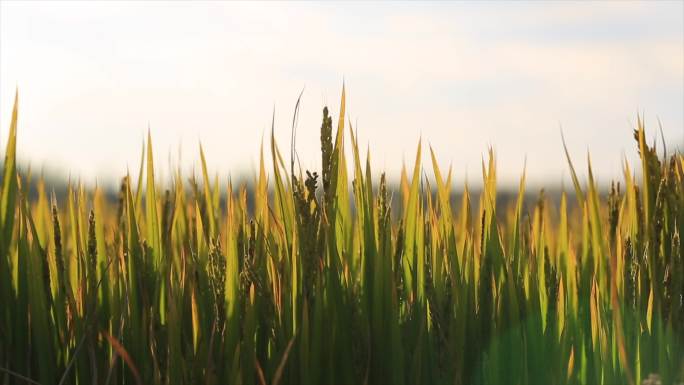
[0,90,682,384]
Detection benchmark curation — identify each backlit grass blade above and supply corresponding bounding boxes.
[402,140,422,304]
[134,140,145,215]
[256,140,269,232]
[19,188,57,383]
[0,90,18,368]
[332,90,351,272]
[124,174,147,382]
[1,90,18,249]
[561,130,585,208]
[146,131,161,266]
[199,143,217,240]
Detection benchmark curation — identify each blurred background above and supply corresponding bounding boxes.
[0,1,682,191]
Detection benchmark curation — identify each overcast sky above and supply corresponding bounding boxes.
[1,1,682,188]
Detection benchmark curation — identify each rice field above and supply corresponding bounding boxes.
[0,90,682,385]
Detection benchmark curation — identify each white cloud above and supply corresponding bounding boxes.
[1,1,681,188]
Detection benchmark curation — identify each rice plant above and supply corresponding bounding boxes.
[0,89,682,385]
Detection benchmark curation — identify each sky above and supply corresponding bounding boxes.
[0,1,682,189]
